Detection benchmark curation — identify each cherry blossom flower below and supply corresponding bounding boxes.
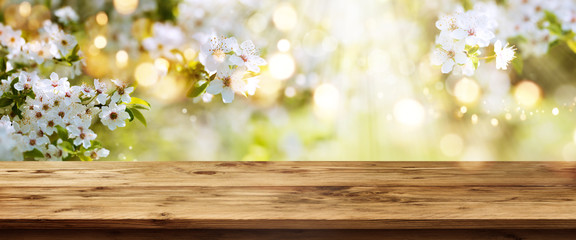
[229,40,267,73]
[52,32,77,58]
[14,71,39,91]
[494,40,516,70]
[54,6,79,25]
[142,22,185,59]
[111,79,134,103]
[452,11,495,47]
[99,103,130,130]
[94,79,109,104]
[44,144,66,161]
[84,148,110,160]
[431,33,467,74]
[68,125,97,148]
[199,35,239,73]
[22,130,50,152]
[206,66,247,103]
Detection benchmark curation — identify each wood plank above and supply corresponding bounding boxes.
[2,229,576,240]
[1,161,576,187]
[1,162,576,229]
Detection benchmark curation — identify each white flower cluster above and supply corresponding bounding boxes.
[142,22,186,60]
[431,4,516,75]
[201,35,266,103]
[0,20,84,78]
[0,70,138,161]
[138,0,266,104]
[177,0,260,40]
[54,6,79,25]
[140,20,267,104]
[0,16,143,161]
[498,0,576,57]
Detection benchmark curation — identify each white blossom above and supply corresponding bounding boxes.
[68,125,97,149]
[199,35,239,73]
[111,79,134,103]
[494,40,516,70]
[54,6,79,25]
[85,148,110,160]
[99,103,130,130]
[229,40,267,73]
[206,66,248,103]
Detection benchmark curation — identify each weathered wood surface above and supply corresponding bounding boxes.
[3,229,576,240]
[1,161,576,229]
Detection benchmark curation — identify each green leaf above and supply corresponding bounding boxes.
[549,39,560,48]
[24,149,44,159]
[0,57,5,72]
[544,10,560,25]
[471,56,479,69]
[467,45,479,56]
[78,154,92,161]
[63,44,82,63]
[128,97,151,108]
[187,82,209,98]
[70,44,80,57]
[567,39,576,54]
[89,140,102,150]
[547,24,563,36]
[130,107,147,127]
[512,54,523,75]
[60,141,75,153]
[56,125,69,139]
[11,103,22,118]
[131,104,150,110]
[126,108,135,121]
[0,97,13,107]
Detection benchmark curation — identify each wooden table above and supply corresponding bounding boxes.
[1,161,576,239]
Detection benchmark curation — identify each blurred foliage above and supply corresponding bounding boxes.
[3,0,576,162]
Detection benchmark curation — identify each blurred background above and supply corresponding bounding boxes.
[3,0,576,162]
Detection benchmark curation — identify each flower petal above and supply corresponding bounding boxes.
[494,40,502,53]
[451,29,467,40]
[229,55,245,66]
[454,52,468,64]
[206,80,224,94]
[240,40,255,52]
[441,59,455,73]
[430,49,448,66]
[221,87,235,103]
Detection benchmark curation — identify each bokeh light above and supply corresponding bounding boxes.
[152,75,183,102]
[273,4,297,31]
[154,58,170,73]
[116,50,129,68]
[393,99,426,127]
[454,77,481,104]
[96,12,108,25]
[94,35,107,49]
[19,2,31,17]
[277,39,291,52]
[134,62,159,87]
[269,53,295,80]
[440,134,464,157]
[314,83,340,119]
[114,0,138,15]
[514,81,541,107]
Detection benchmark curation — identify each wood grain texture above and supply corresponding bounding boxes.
[1,161,576,229]
[3,229,576,240]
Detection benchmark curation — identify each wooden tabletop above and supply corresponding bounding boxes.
[1,161,576,229]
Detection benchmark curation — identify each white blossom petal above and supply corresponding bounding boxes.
[221,87,235,103]
[206,80,224,95]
